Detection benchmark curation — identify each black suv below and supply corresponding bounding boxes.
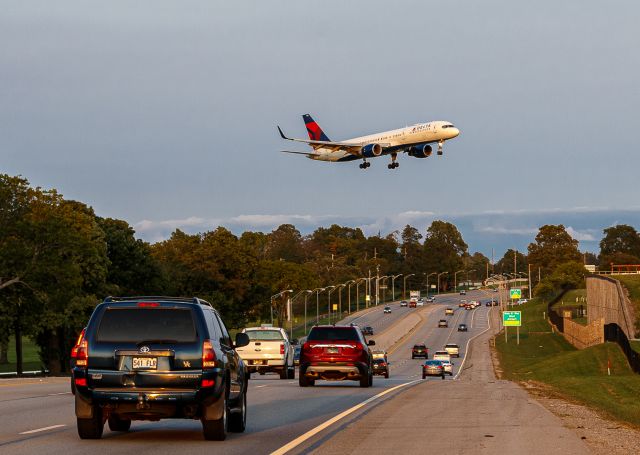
[72,296,250,441]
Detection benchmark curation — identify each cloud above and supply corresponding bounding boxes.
[565,226,596,242]
[476,226,538,235]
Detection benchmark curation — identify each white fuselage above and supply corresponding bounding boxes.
[311,121,460,161]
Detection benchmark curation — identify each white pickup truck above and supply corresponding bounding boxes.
[236,325,296,379]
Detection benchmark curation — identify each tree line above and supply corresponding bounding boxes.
[2,174,639,373]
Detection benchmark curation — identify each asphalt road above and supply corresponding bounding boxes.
[0,290,589,454]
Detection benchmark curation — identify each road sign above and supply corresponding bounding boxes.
[509,288,522,299]
[365,295,371,302]
[503,311,522,327]
[332,304,338,311]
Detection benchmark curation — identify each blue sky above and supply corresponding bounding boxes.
[2,1,639,258]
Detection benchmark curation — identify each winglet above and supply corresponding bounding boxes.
[277,125,289,140]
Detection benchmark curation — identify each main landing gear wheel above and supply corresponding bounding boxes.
[387,162,399,169]
[359,161,371,169]
[437,141,444,156]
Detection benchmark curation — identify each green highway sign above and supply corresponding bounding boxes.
[509,288,522,299]
[503,311,522,327]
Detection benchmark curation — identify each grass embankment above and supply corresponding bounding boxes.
[496,297,640,427]
[614,275,640,337]
[551,289,587,324]
[0,337,42,373]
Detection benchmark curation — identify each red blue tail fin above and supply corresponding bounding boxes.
[303,114,331,141]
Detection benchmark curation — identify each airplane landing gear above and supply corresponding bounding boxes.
[387,154,399,169]
[359,161,371,169]
[437,140,444,156]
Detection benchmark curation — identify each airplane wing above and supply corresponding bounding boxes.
[280,150,317,157]
[278,126,390,155]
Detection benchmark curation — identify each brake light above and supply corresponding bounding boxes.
[280,343,285,355]
[75,378,87,387]
[202,340,216,368]
[75,340,88,367]
[137,302,160,307]
[202,379,215,388]
[70,328,86,359]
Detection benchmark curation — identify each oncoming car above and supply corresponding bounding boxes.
[383,306,392,314]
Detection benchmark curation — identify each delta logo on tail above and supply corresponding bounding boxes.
[278,114,460,169]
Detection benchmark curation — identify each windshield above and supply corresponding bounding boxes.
[245,329,284,341]
[97,308,197,343]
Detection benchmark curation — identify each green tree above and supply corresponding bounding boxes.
[423,221,468,289]
[599,225,640,266]
[527,225,581,276]
[534,261,585,299]
[494,249,528,275]
[266,224,305,263]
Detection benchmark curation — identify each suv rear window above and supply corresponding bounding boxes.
[245,330,284,341]
[96,308,197,343]
[307,327,358,341]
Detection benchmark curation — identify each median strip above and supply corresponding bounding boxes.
[270,380,420,455]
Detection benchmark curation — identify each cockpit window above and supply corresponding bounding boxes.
[442,124,455,129]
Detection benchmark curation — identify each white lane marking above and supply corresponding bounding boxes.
[19,424,66,435]
[256,385,269,388]
[47,392,71,396]
[453,307,492,380]
[270,380,420,455]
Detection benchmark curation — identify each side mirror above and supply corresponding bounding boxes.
[235,332,250,348]
[292,338,299,346]
[367,340,376,346]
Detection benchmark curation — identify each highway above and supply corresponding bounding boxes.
[0,291,589,454]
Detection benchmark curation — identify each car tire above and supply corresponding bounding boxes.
[108,414,131,432]
[228,389,247,433]
[299,375,311,387]
[422,373,426,379]
[202,394,228,441]
[411,355,415,359]
[384,372,389,379]
[287,366,295,379]
[280,368,288,380]
[77,406,104,439]
[441,374,445,380]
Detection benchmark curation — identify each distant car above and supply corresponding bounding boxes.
[409,301,417,308]
[493,288,499,292]
[458,323,468,332]
[433,350,451,363]
[418,298,424,304]
[444,343,460,358]
[517,299,528,305]
[445,308,454,315]
[438,319,448,328]
[459,301,467,307]
[362,326,374,336]
[400,300,408,307]
[372,358,389,378]
[416,300,424,307]
[460,290,466,295]
[464,304,473,310]
[412,344,429,359]
[440,360,453,375]
[426,296,435,303]
[383,306,391,314]
[371,349,388,361]
[486,300,497,307]
[422,360,445,379]
[294,344,301,366]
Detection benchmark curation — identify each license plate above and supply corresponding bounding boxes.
[133,357,157,369]
[326,347,339,354]
[250,360,266,365]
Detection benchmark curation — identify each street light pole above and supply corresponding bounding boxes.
[426,272,436,298]
[403,273,415,299]
[466,269,476,290]
[454,269,464,293]
[270,289,293,326]
[437,272,448,295]
[391,274,402,301]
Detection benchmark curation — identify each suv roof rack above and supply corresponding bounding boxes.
[103,296,213,308]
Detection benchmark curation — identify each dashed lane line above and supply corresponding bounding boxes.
[19,425,66,435]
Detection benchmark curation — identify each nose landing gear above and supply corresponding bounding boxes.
[437,141,444,156]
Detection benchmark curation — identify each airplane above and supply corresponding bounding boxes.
[277,114,460,169]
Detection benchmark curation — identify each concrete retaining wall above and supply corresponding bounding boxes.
[560,316,604,349]
[586,276,637,339]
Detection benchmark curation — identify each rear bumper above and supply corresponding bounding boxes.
[300,362,368,381]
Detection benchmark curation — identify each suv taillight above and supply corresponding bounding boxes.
[280,343,285,355]
[202,339,216,369]
[75,340,88,367]
[70,328,86,359]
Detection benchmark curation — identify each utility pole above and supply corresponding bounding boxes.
[376,264,380,306]
[528,263,532,299]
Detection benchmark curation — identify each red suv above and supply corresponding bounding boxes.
[299,325,375,387]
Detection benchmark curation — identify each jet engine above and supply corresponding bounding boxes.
[360,143,383,158]
[407,144,432,158]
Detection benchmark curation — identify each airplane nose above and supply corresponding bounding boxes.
[451,127,460,138]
